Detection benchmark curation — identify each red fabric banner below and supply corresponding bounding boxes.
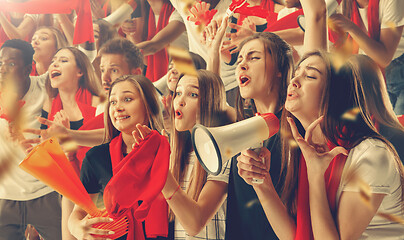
[0,0,94,44]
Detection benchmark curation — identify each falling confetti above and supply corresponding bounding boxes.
[245,198,260,208]
[341,107,360,122]
[167,46,197,77]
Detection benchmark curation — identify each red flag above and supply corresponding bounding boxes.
[0,0,94,44]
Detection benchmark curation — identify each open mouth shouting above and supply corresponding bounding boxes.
[50,70,61,79]
[175,109,183,119]
[239,75,251,87]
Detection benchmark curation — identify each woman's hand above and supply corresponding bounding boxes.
[287,116,347,180]
[132,124,152,148]
[204,17,228,49]
[187,1,217,26]
[54,110,70,129]
[237,147,273,189]
[22,117,70,153]
[69,214,115,240]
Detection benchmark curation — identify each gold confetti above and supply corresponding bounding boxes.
[377,212,404,225]
[167,46,197,77]
[245,198,260,208]
[61,140,78,153]
[386,22,398,34]
[341,107,360,121]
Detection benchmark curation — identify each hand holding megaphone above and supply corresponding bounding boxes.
[192,113,279,176]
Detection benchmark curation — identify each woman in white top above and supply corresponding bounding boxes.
[162,70,232,240]
[236,0,404,239]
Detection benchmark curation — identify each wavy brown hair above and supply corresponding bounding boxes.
[280,51,404,218]
[235,32,294,120]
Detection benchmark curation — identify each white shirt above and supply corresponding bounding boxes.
[0,74,54,201]
[357,0,404,60]
[174,152,230,240]
[336,138,404,239]
[170,0,238,91]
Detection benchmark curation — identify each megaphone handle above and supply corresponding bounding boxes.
[250,142,264,184]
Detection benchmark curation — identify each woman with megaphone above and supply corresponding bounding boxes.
[224,17,295,240]
[237,0,404,238]
[161,69,234,240]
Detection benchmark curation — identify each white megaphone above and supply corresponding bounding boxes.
[297,0,340,31]
[191,113,280,176]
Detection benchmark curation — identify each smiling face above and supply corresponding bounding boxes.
[31,28,57,62]
[108,81,148,134]
[173,75,199,132]
[167,61,180,92]
[48,49,82,91]
[285,55,327,123]
[236,39,278,102]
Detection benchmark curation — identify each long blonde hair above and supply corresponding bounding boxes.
[170,70,230,203]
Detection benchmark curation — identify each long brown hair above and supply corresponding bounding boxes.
[104,75,163,142]
[170,70,230,203]
[46,47,101,99]
[280,51,404,217]
[235,32,294,120]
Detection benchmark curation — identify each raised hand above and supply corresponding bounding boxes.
[287,116,348,180]
[22,117,69,153]
[187,1,218,26]
[132,123,152,148]
[53,110,70,129]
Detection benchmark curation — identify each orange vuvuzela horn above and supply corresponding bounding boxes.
[20,138,128,239]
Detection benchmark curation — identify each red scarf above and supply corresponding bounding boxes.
[49,88,96,125]
[145,3,174,82]
[330,0,380,53]
[295,142,348,240]
[76,113,105,168]
[350,0,380,53]
[265,8,303,32]
[0,12,11,48]
[104,131,170,240]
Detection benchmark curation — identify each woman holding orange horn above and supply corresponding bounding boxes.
[68,75,169,240]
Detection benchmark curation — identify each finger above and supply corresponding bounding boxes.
[305,115,324,142]
[287,117,304,141]
[36,117,54,127]
[132,128,142,145]
[237,162,266,178]
[20,138,41,145]
[23,128,42,135]
[136,124,151,139]
[86,217,113,226]
[228,22,241,30]
[259,148,271,170]
[327,146,348,159]
[237,151,266,169]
